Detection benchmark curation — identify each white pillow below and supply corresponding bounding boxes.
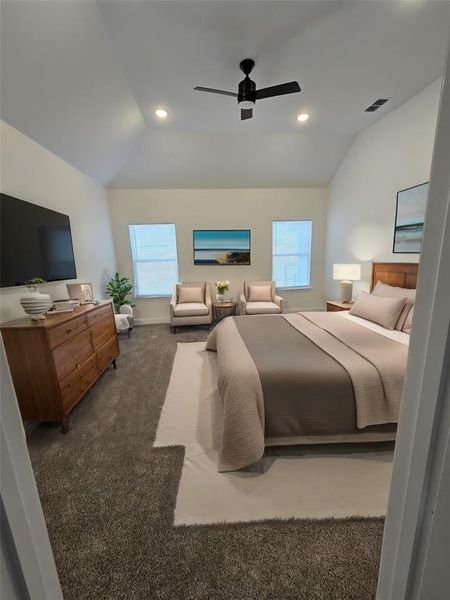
[350,291,407,330]
[178,285,204,304]
[372,281,416,330]
[248,285,272,302]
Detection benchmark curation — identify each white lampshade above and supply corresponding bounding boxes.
[333,264,361,281]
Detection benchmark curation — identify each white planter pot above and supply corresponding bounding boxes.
[20,293,53,320]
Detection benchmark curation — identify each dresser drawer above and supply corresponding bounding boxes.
[96,337,118,373]
[48,315,88,349]
[91,318,116,351]
[59,354,98,411]
[53,329,93,381]
[87,304,113,328]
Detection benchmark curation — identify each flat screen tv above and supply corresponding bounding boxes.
[0,193,77,287]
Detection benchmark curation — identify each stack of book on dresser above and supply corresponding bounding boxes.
[48,299,81,315]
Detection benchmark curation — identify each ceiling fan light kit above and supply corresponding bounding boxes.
[194,58,301,121]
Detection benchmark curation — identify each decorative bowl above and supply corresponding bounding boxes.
[20,293,53,320]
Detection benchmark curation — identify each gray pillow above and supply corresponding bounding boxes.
[402,306,414,334]
[372,281,416,330]
[350,291,407,330]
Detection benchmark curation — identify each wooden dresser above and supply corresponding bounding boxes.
[1,301,119,432]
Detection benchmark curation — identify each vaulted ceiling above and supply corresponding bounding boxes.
[1,1,449,188]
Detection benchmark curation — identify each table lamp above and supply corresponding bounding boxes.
[333,264,361,303]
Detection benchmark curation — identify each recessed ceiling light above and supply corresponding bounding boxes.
[154,108,168,119]
[297,113,309,123]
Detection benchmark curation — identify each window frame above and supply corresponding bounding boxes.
[271,219,313,290]
[128,223,180,298]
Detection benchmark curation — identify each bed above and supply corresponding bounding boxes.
[206,262,418,472]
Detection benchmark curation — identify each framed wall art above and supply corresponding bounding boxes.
[393,182,428,253]
[193,230,251,265]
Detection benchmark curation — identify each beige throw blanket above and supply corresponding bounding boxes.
[206,317,265,472]
[206,312,407,472]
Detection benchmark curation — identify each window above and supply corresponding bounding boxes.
[129,224,179,297]
[272,220,312,288]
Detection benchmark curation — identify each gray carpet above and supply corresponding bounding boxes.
[28,324,384,600]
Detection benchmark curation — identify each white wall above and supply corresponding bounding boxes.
[0,122,117,322]
[324,79,441,299]
[108,188,328,323]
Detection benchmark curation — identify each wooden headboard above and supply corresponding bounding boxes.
[370,262,419,291]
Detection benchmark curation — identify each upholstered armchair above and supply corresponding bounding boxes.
[239,280,285,315]
[170,282,212,333]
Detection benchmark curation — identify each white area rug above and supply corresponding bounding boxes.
[154,342,394,525]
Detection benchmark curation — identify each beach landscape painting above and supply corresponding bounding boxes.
[193,230,251,265]
[393,182,428,253]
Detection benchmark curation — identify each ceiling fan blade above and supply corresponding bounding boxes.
[194,86,237,98]
[240,108,253,120]
[256,81,301,100]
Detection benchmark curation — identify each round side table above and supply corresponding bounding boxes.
[212,301,238,324]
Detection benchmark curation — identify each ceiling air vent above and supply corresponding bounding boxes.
[365,98,389,112]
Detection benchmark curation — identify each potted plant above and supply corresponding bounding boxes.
[106,272,135,313]
[214,280,230,303]
[20,277,53,320]
[26,277,46,292]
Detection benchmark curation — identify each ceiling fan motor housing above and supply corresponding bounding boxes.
[238,77,256,105]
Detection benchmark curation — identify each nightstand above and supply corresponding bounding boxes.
[212,301,238,324]
[326,300,353,312]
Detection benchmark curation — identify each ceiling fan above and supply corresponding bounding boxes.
[194,59,301,120]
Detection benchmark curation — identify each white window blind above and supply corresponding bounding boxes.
[129,224,179,297]
[272,220,312,288]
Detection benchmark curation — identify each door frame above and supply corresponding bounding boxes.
[377,40,450,599]
[1,345,64,600]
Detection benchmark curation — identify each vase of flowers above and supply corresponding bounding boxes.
[215,280,230,303]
